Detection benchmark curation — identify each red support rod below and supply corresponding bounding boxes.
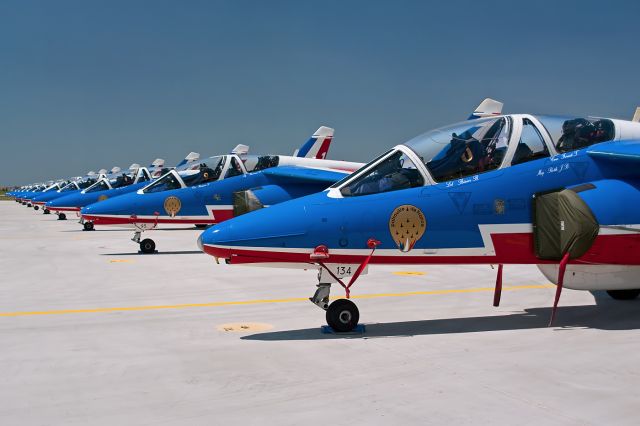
[493,264,503,307]
[549,252,571,326]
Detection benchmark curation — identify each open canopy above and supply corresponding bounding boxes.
[335,114,617,197]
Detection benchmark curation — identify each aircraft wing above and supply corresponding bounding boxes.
[262,166,350,184]
[587,141,640,163]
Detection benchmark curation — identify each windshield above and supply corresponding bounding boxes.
[135,168,151,183]
[108,173,135,189]
[78,179,97,189]
[85,180,110,193]
[535,115,614,153]
[340,150,424,197]
[405,117,511,183]
[43,183,60,192]
[60,182,79,192]
[143,172,182,193]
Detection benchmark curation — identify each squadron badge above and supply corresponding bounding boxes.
[164,196,181,217]
[97,195,108,202]
[389,205,426,252]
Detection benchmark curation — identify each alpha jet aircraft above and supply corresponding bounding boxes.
[11,184,42,204]
[199,104,640,332]
[30,172,101,213]
[22,180,69,207]
[80,126,365,253]
[45,158,173,221]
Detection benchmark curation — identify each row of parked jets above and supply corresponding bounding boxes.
[9,99,640,332]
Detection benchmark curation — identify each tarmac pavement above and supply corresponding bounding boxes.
[1,201,639,425]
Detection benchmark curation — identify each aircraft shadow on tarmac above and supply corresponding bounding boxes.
[100,251,203,256]
[242,294,640,341]
[60,227,200,233]
[60,229,131,232]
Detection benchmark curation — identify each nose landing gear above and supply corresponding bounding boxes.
[58,213,67,220]
[308,239,379,333]
[140,238,156,254]
[83,221,94,231]
[326,299,360,333]
[132,230,157,254]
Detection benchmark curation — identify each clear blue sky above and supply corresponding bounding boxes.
[1,0,638,185]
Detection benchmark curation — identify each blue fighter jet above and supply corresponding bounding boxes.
[30,172,101,214]
[80,126,364,254]
[20,180,68,207]
[199,103,640,331]
[46,158,177,222]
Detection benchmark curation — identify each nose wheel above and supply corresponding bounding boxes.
[34,205,39,211]
[58,213,67,220]
[139,238,156,254]
[132,230,157,254]
[43,208,50,214]
[83,221,94,231]
[326,299,360,332]
[310,283,361,333]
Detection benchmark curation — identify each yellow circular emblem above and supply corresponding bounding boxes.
[389,205,426,252]
[98,195,108,202]
[164,196,181,217]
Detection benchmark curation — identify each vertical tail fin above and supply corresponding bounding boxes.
[468,98,504,120]
[632,107,640,123]
[294,126,334,159]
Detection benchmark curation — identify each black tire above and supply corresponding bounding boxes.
[43,208,50,215]
[606,289,640,300]
[58,213,66,220]
[326,299,360,332]
[83,221,94,231]
[27,203,32,207]
[140,238,156,254]
[34,205,39,211]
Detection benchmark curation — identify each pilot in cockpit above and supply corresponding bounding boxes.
[115,173,133,187]
[556,118,613,152]
[200,167,217,183]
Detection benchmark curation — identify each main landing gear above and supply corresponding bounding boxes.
[308,239,379,333]
[132,230,156,254]
[57,213,67,220]
[43,208,50,214]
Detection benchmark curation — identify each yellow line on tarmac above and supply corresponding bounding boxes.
[0,284,554,317]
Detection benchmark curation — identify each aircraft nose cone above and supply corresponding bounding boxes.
[197,233,204,252]
[199,224,238,259]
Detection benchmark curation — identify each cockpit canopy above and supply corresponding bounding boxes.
[535,115,615,153]
[407,116,512,183]
[337,114,617,197]
[83,166,151,193]
[141,153,279,194]
[143,155,230,194]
